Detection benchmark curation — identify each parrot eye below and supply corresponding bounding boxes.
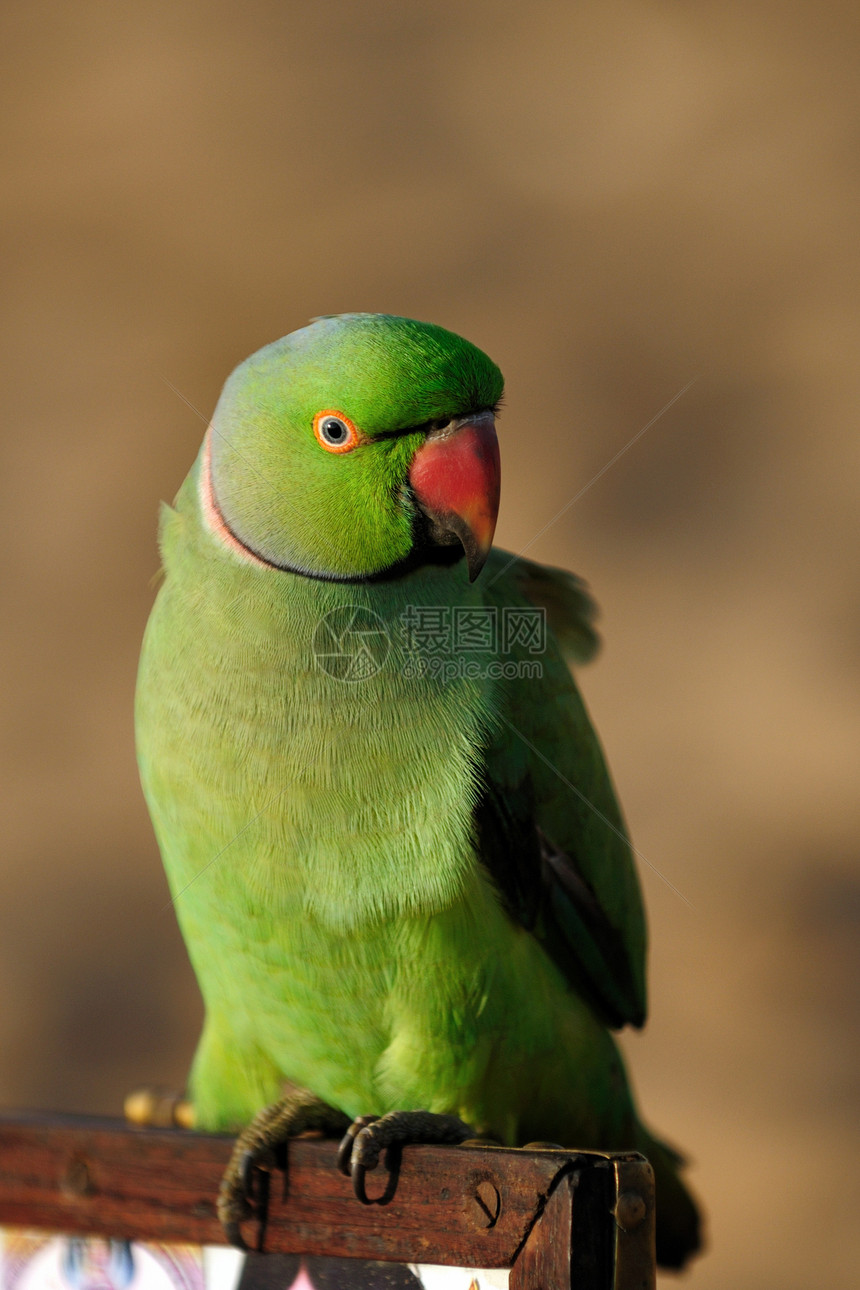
[313,409,362,454]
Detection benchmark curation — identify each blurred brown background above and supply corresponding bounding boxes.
[1,1,859,1284]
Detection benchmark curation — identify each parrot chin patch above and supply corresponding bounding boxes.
[198,429,274,571]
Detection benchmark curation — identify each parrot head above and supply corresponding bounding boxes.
[200,314,504,583]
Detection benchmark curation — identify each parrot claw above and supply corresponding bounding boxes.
[216,1171,257,1251]
[336,1115,379,1177]
[220,1221,249,1253]
[240,1147,275,1197]
[339,1110,475,1204]
[350,1159,373,1205]
[217,1090,351,1248]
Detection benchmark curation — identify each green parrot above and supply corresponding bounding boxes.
[135,314,701,1268]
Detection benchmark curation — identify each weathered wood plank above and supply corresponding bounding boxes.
[0,1114,655,1287]
[509,1155,655,1290]
[509,1170,577,1290]
[0,1114,568,1266]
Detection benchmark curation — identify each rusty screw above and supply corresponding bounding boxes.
[614,1190,647,1232]
[471,1178,501,1228]
[61,1156,94,1199]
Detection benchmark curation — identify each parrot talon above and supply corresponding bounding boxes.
[240,1146,276,1198]
[221,1221,249,1252]
[216,1183,255,1250]
[239,1157,253,1200]
[216,1090,352,1246]
[218,1168,267,1252]
[336,1115,379,1176]
[339,1109,475,1205]
[352,1125,383,1173]
[350,1159,374,1205]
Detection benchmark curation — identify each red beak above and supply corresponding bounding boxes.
[408,411,500,582]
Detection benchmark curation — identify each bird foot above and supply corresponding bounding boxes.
[336,1110,474,1204]
[124,1087,194,1129]
[219,1099,476,1245]
[217,1091,350,1250]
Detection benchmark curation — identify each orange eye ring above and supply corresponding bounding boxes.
[313,409,362,454]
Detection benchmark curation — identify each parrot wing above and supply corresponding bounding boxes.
[477,551,647,1029]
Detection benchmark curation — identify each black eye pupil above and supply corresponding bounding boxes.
[323,419,347,443]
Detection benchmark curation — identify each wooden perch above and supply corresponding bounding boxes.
[0,1112,655,1289]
